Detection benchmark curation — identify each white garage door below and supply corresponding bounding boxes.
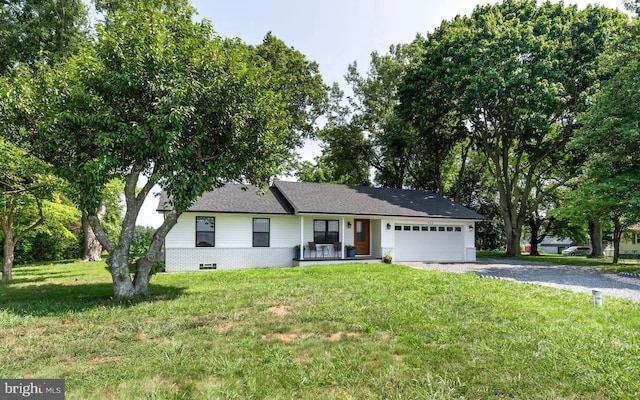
[394,224,464,262]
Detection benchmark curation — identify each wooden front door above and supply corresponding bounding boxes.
[354,219,370,255]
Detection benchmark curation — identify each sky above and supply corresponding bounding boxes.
[137,0,628,227]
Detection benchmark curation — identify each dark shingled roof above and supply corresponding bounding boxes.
[156,184,294,215]
[157,181,484,220]
[274,181,484,220]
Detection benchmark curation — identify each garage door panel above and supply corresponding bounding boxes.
[394,225,464,262]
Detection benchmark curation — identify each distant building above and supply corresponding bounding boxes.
[620,224,640,255]
[539,237,573,255]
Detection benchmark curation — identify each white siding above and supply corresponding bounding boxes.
[165,214,300,249]
[464,223,475,248]
[216,215,250,247]
[381,219,395,249]
[271,217,300,247]
[371,220,382,258]
[165,213,198,248]
[165,213,301,272]
[465,222,477,262]
[620,231,640,253]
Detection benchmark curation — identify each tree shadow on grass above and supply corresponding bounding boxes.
[0,281,186,317]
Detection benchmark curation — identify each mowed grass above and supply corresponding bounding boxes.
[1,261,640,399]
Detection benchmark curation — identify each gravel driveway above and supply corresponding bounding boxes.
[401,258,640,303]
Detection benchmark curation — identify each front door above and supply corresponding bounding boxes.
[354,219,370,255]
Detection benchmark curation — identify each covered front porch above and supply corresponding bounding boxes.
[294,215,390,264]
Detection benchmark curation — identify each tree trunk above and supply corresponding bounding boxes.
[505,229,522,257]
[503,214,523,257]
[2,231,15,282]
[499,195,523,257]
[107,245,136,300]
[133,257,154,295]
[0,197,44,282]
[488,144,531,258]
[105,209,179,301]
[82,214,100,261]
[89,165,182,301]
[82,200,107,261]
[612,230,622,264]
[588,219,604,258]
[612,216,623,264]
[529,218,541,256]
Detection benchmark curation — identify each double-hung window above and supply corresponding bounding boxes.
[196,216,215,247]
[313,220,339,244]
[253,218,270,247]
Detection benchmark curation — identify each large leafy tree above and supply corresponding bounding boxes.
[0,0,88,72]
[32,0,325,300]
[0,0,89,272]
[0,67,49,280]
[399,31,471,197]
[299,84,371,185]
[0,138,57,280]
[252,32,328,150]
[570,10,640,263]
[402,0,626,256]
[0,71,84,272]
[346,42,424,188]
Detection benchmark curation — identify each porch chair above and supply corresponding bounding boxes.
[333,241,342,257]
[308,242,317,258]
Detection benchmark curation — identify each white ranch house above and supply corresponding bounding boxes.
[158,181,484,272]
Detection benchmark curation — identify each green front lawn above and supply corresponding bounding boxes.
[1,261,639,399]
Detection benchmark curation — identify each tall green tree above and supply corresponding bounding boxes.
[0,0,89,269]
[402,0,626,256]
[570,12,640,263]
[399,31,470,196]
[32,0,325,300]
[252,32,329,148]
[346,41,424,188]
[301,84,371,186]
[0,138,58,280]
[0,67,44,280]
[0,0,88,72]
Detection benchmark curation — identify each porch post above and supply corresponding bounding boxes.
[341,218,345,259]
[299,216,304,260]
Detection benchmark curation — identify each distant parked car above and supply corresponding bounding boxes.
[562,246,591,256]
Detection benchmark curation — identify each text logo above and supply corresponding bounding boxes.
[0,380,64,400]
